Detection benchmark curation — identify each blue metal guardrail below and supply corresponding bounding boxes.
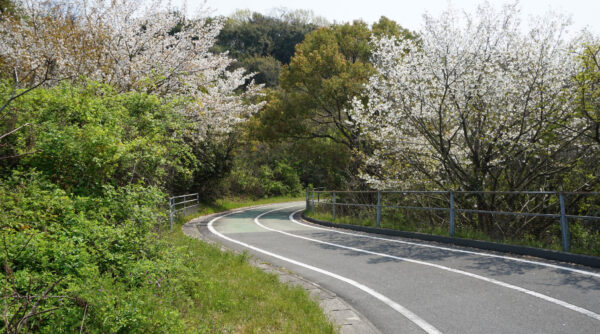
[306,189,600,252]
[168,193,199,229]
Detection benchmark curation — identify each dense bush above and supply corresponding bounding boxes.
[0,78,323,331]
[224,160,302,198]
[0,170,179,333]
[0,81,195,194]
[0,81,235,332]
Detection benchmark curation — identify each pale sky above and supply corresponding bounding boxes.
[179,0,600,34]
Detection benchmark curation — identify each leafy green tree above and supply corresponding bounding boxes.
[575,44,600,146]
[278,22,373,152]
[213,11,321,87]
[372,16,417,39]
[565,43,600,194]
[215,11,321,65]
[236,55,282,87]
[255,19,414,187]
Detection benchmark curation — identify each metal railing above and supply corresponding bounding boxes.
[168,193,200,229]
[306,189,600,252]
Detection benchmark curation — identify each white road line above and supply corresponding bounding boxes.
[207,207,442,334]
[292,208,600,279]
[254,206,600,322]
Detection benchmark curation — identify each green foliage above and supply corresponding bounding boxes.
[280,22,374,123]
[372,16,417,39]
[252,19,413,189]
[214,12,318,65]
[173,134,236,201]
[213,11,321,88]
[575,44,600,147]
[1,170,171,333]
[0,0,17,16]
[0,75,335,332]
[237,55,282,87]
[0,81,193,195]
[1,170,330,332]
[224,158,302,198]
[213,14,415,192]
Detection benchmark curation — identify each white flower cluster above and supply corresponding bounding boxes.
[0,0,264,140]
[351,2,584,190]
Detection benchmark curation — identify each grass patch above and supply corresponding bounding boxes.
[167,196,335,333]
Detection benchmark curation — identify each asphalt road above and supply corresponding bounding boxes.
[201,202,600,333]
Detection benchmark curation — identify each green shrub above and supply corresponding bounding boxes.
[0,80,330,333]
[224,160,303,198]
[1,81,193,195]
[0,171,177,333]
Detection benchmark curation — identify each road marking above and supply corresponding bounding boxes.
[292,208,600,279]
[253,207,600,322]
[208,207,442,334]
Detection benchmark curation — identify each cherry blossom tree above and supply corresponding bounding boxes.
[0,0,263,142]
[351,2,586,194]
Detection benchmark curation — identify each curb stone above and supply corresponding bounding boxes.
[181,206,382,334]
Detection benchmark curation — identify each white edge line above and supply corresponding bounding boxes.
[207,206,442,334]
[291,209,600,279]
[254,207,600,322]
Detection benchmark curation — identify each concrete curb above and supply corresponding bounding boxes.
[301,213,600,269]
[181,205,382,334]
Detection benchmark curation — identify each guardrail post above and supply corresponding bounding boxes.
[169,197,174,230]
[311,189,315,214]
[449,191,455,237]
[559,192,570,252]
[332,191,336,220]
[376,191,381,228]
[306,188,310,210]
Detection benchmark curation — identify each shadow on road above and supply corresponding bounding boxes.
[304,229,600,292]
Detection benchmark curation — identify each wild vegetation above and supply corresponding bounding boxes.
[2,0,600,332]
[0,0,325,332]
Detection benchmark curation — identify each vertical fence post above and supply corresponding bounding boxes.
[169,197,173,230]
[376,191,382,228]
[449,191,455,237]
[311,189,315,214]
[306,188,310,210]
[559,192,570,252]
[332,191,336,220]
[195,193,199,216]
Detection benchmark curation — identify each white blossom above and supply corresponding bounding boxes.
[0,0,264,140]
[351,2,584,190]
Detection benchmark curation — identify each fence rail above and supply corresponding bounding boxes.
[306,189,600,253]
[168,193,199,229]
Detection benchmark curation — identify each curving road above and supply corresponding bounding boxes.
[201,202,600,333]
